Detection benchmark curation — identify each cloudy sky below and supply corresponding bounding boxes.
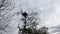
[0,0,60,34]
[13,0,60,34]
[15,0,60,34]
[9,0,60,34]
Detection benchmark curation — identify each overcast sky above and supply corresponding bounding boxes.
[1,0,60,34]
[13,0,60,34]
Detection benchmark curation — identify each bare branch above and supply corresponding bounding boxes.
[0,0,5,8]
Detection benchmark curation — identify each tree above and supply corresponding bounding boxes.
[38,26,48,34]
[0,0,15,34]
[17,9,49,34]
[0,0,12,11]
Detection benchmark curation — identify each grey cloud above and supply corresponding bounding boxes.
[49,25,60,33]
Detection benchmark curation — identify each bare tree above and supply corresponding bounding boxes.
[0,0,12,11]
[17,9,49,34]
[0,0,15,34]
[17,9,38,34]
